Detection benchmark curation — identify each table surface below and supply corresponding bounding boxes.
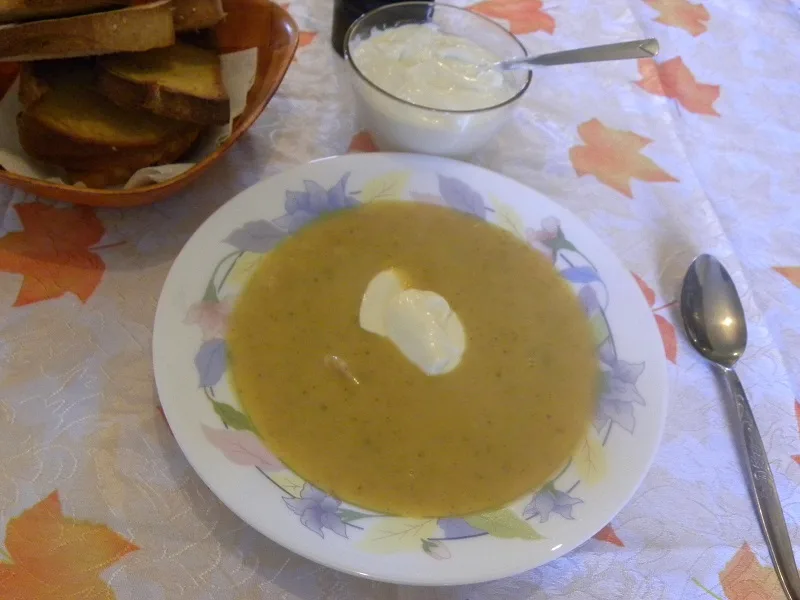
[1,0,799,598]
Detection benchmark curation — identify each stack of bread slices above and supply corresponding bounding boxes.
[0,0,232,187]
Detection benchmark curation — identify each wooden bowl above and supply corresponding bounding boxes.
[0,0,299,207]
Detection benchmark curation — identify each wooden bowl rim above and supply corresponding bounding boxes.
[0,0,299,206]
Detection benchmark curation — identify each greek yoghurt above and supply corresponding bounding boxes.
[350,23,515,111]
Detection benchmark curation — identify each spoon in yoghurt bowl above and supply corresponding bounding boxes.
[439,38,659,73]
[493,38,659,71]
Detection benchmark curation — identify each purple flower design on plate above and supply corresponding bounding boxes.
[273,173,358,233]
[561,266,600,284]
[523,485,582,523]
[597,339,617,365]
[284,484,348,539]
[195,338,226,387]
[438,518,484,539]
[437,174,486,219]
[579,284,602,317]
[580,285,615,360]
[595,359,646,434]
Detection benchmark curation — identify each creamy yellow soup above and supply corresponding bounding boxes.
[228,202,597,517]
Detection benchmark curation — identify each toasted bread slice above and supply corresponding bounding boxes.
[19,113,200,186]
[98,43,230,125]
[177,29,218,50]
[0,0,125,24]
[172,0,224,31]
[18,61,51,106]
[18,70,200,186]
[18,59,95,106]
[0,1,175,62]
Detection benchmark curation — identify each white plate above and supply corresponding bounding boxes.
[153,153,668,585]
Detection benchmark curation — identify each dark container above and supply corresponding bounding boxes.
[331,0,434,57]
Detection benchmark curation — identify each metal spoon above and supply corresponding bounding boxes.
[495,38,659,71]
[681,254,800,600]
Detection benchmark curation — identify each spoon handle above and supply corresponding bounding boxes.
[723,367,800,600]
[501,38,659,69]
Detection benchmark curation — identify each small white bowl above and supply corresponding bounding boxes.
[344,2,531,157]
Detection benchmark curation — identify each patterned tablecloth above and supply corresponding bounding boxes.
[1,0,799,598]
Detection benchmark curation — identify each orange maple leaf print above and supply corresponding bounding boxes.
[774,267,800,288]
[655,314,678,363]
[644,0,710,36]
[0,491,138,600]
[570,119,677,198]
[0,203,106,307]
[632,272,678,363]
[632,272,657,306]
[348,131,379,153]
[298,31,318,49]
[593,524,624,547]
[720,542,784,600]
[470,0,555,35]
[281,3,317,51]
[637,58,720,116]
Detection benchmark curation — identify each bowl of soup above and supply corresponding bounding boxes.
[153,153,668,585]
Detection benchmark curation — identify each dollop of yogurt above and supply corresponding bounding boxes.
[359,269,466,375]
[350,23,516,111]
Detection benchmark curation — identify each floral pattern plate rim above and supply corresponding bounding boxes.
[152,153,668,585]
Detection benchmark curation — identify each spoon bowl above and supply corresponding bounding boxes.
[680,254,747,368]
